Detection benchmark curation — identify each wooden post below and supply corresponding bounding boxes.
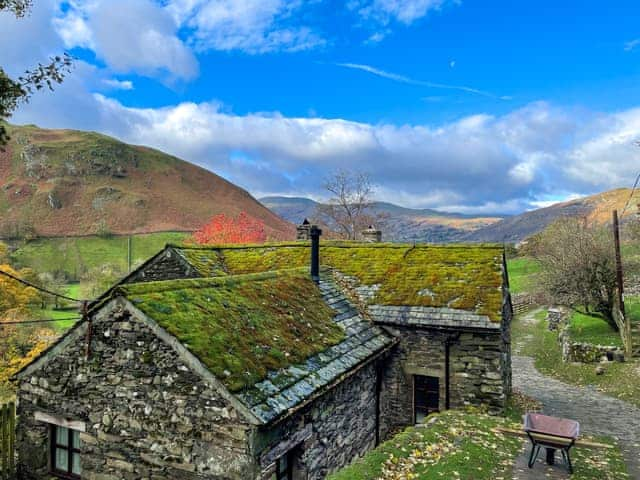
[1,403,7,479]
[613,210,625,317]
[8,402,14,477]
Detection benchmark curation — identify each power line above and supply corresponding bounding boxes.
[0,269,86,303]
[0,317,80,326]
[620,171,640,219]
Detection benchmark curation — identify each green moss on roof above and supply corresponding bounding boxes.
[118,270,344,392]
[170,242,504,321]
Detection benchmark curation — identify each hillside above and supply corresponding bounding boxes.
[0,123,294,239]
[260,196,503,242]
[465,188,640,242]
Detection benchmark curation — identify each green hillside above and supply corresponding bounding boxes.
[9,232,188,281]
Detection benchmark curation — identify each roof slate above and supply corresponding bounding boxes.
[236,278,395,424]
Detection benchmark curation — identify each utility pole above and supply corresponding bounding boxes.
[612,210,625,317]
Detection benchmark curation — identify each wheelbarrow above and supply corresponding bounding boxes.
[524,413,580,474]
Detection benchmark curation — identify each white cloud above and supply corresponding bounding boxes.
[55,0,198,80]
[350,0,450,26]
[11,78,640,214]
[102,79,134,90]
[335,62,510,99]
[168,0,325,54]
[624,38,640,52]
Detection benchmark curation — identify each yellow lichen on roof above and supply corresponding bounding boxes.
[170,242,505,321]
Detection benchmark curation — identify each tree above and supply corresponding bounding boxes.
[0,0,72,145]
[315,170,377,240]
[532,218,619,329]
[192,212,267,245]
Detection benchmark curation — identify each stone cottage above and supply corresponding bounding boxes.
[14,235,512,480]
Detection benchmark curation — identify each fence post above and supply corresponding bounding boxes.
[1,403,6,480]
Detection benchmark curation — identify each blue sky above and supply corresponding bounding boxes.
[2,0,640,214]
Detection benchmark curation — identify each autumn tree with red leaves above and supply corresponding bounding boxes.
[192,212,267,245]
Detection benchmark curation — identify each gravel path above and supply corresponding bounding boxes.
[511,310,640,479]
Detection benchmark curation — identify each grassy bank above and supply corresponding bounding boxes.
[507,257,541,294]
[569,310,623,346]
[513,309,640,407]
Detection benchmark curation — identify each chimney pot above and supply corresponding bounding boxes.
[361,225,382,243]
[297,218,312,240]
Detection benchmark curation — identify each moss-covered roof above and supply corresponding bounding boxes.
[173,242,504,321]
[116,270,345,392]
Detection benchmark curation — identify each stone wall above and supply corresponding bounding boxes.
[378,327,504,440]
[553,309,625,363]
[16,299,257,480]
[125,249,198,283]
[256,362,380,480]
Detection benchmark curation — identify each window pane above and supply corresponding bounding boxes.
[72,430,81,449]
[72,452,81,475]
[56,427,69,446]
[55,448,69,471]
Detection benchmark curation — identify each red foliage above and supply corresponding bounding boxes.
[192,212,267,245]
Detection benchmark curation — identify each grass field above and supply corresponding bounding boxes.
[507,257,541,294]
[40,284,82,332]
[9,232,189,280]
[328,407,628,480]
[569,310,623,346]
[513,309,640,407]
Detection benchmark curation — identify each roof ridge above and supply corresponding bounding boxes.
[167,242,504,251]
[116,267,310,296]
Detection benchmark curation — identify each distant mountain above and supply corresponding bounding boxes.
[260,196,504,242]
[0,123,294,239]
[464,188,640,243]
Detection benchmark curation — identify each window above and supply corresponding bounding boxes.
[271,450,293,480]
[414,375,439,424]
[50,425,81,479]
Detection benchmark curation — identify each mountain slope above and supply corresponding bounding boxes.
[260,196,503,242]
[0,124,294,239]
[465,188,640,242]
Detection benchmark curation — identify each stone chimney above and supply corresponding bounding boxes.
[296,218,312,240]
[361,225,382,243]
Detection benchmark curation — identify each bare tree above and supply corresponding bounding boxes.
[315,170,376,240]
[532,218,619,328]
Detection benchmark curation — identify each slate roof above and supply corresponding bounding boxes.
[236,278,395,423]
[114,269,395,425]
[169,242,505,322]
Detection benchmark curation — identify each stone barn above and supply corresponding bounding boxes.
[14,239,512,479]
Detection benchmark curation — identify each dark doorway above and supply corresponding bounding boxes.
[414,375,439,423]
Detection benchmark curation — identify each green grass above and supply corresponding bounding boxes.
[506,257,541,294]
[512,310,640,407]
[9,232,188,280]
[569,310,623,346]
[328,408,628,480]
[39,284,82,332]
[328,409,522,480]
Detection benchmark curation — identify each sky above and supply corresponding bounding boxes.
[2,0,640,215]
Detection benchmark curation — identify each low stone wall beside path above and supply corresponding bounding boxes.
[550,308,626,363]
